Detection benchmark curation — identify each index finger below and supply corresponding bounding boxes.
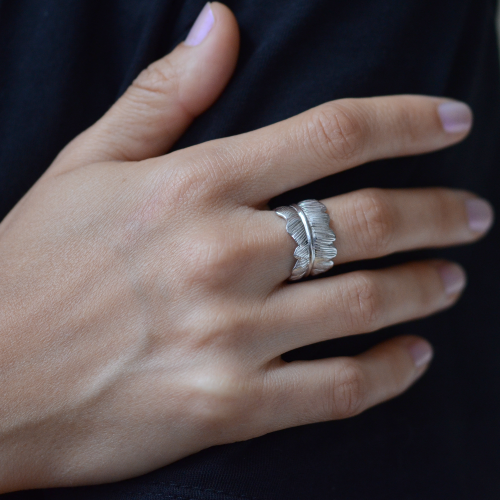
[186,96,472,204]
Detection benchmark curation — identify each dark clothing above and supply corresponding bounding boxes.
[1,0,500,498]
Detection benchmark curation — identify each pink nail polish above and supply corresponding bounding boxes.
[436,262,467,296]
[185,3,215,46]
[438,102,473,134]
[408,341,433,369]
[466,198,494,233]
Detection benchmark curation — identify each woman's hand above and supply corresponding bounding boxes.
[0,2,493,492]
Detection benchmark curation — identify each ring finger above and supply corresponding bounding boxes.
[260,187,493,284]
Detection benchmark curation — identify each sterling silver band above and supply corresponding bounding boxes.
[275,199,337,281]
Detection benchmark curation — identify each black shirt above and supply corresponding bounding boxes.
[1,0,499,498]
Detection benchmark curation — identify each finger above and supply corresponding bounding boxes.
[261,188,493,282]
[261,260,465,355]
[263,335,432,428]
[186,95,473,204]
[322,188,494,264]
[52,2,240,171]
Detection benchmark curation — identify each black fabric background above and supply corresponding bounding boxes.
[1,0,499,498]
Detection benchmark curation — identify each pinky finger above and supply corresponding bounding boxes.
[266,335,433,428]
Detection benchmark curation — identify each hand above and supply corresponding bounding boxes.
[0,2,493,492]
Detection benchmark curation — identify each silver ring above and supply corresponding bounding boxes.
[275,199,337,281]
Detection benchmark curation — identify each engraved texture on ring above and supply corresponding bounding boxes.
[275,199,337,281]
[291,203,315,277]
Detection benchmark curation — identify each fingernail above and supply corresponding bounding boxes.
[408,340,433,369]
[466,198,494,233]
[436,262,467,296]
[185,3,214,47]
[438,102,473,134]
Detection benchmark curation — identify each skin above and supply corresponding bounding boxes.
[0,2,494,493]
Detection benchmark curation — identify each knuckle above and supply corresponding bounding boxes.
[117,166,211,251]
[167,164,215,205]
[181,228,255,289]
[152,156,225,209]
[176,298,260,358]
[189,310,249,351]
[182,235,231,287]
[350,188,395,255]
[170,147,242,204]
[147,143,248,208]
[196,142,252,199]
[341,272,382,332]
[186,366,262,437]
[130,58,180,101]
[303,102,366,164]
[331,360,367,418]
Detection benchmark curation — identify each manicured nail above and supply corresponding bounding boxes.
[466,198,494,233]
[408,340,433,369]
[438,102,473,134]
[185,3,214,46]
[436,262,467,296]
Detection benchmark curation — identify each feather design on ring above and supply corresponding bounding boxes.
[274,205,309,280]
[298,200,337,276]
[275,200,337,281]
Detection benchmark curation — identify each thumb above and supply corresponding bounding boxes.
[54,2,239,170]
